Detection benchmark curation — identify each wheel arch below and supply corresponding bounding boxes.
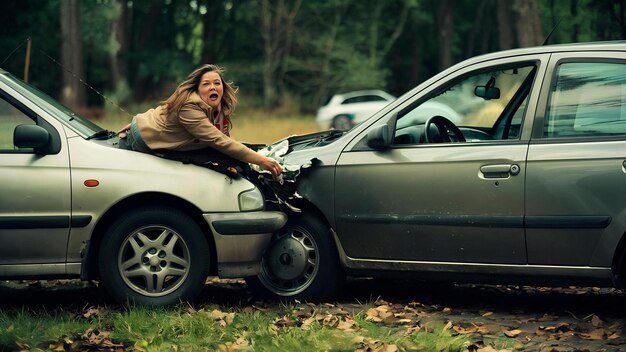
[289,198,333,232]
[81,192,218,280]
[611,229,626,286]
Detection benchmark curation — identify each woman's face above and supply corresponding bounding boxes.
[198,71,224,110]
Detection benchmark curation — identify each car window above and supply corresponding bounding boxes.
[0,95,35,151]
[2,72,102,137]
[394,63,536,144]
[544,62,626,138]
[343,95,387,104]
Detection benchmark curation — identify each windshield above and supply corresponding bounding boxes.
[1,71,103,137]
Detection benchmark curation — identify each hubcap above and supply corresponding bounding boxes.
[267,237,308,281]
[258,227,318,296]
[118,226,190,297]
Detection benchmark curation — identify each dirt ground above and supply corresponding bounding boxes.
[0,278,624,351]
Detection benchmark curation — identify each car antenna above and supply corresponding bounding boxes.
[542,18,562,46]
[2,37,134,119]
[1,37,29,66]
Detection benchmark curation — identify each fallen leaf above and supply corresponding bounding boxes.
[354,336,397,352]
[608,332,620,340]
[210,309,235,327]
[475,347,503,352]
[503,329,522,338]
[82,306,105,319]
[366,308,382,322]
[591,314,604,328]
[475,323,492,335]
[337,318,357,331]
[218,337,249,352]
[579,328,605,340]
[48,341,66,352]
[452,324,478,335]
[301,316,316,330]
[273,315,299,328]
[555,322,571,332]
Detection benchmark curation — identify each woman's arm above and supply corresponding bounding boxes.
[178,103,282,176]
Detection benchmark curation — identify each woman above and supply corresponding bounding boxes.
[119,64,282,177]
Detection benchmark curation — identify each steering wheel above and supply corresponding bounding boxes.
[424,115,466,143]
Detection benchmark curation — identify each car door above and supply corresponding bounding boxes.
[0,86,71,266]
[525,53,626,267]
[334,56,548,265]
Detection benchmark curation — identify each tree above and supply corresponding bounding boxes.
[60,0,86,109]
[437,0,454,70]
[513,0,544,47]
[260,0,302,109]
[498,0,514,49]
[109,0,130,104]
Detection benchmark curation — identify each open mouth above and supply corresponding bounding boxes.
[209,93,219,100]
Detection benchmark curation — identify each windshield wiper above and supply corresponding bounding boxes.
[87,130,117,140]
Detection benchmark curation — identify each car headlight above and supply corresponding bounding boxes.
[238,187,264,211]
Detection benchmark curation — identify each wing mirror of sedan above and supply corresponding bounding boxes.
[13,124,51,152]
[366,124,392,150]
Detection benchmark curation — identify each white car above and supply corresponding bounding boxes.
[0,68,286,306]
[316,90,395,130]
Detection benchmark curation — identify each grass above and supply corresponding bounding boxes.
[0,300,477,351]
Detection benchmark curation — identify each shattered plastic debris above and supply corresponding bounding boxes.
[250,139,317,212]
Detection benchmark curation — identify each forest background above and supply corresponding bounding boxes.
[0,0,625,123]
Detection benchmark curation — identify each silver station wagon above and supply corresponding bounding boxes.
[0,69,286,306]
[250,41,626,301]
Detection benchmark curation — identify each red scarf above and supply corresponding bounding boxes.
[213,114,231,136]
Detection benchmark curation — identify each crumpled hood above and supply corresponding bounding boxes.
[249,130,345,211]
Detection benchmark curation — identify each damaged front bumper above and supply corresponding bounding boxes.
[203,211,287,278]
[250,131,344,211]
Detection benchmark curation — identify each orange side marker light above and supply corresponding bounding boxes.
[84,179,99,187]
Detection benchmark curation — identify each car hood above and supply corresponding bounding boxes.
[250,129,345,211]
[261,129,345,158]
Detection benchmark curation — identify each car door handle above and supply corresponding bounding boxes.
[480,164,520,178]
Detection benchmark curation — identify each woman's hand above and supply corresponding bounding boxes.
[118,123,131,134]
[257,155,283,177]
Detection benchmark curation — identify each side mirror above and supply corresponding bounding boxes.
[366,124,392,150]
[474,86,500,100]
[14,124,50,152]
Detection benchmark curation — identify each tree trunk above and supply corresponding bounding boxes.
[260,0,301,110]
[313,6,344,109]
[261,0,278,110]
[437,0,453,71]
[131,2,161,100]
[497,0,513,50]
[201,0,225,63]
[512,0,544,47]
[569,0,578,43]
[110,0,129,103]
[60,0,86,110]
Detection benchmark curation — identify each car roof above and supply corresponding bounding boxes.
[333,90,395,100]
[462,40,626,65]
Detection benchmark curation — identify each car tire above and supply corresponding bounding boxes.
[332,115,352,131]
[98,207,210,306]
[246,212,343,302]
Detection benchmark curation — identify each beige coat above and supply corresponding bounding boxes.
[135,92,255,161]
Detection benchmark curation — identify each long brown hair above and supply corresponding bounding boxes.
[160,64,238,117]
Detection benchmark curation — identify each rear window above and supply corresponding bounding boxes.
[544,62,626,138]
[342,95,387,104]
